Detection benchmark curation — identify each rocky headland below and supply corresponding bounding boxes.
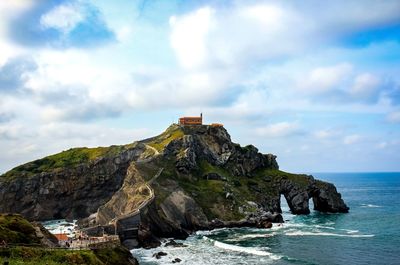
[0,124,348,248]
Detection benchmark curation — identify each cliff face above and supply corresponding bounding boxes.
[0,124,348,242]
[0,144,146,220]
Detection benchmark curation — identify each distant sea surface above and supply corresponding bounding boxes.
[132,172,400,265]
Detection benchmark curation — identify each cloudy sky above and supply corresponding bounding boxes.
[0,0,399,173]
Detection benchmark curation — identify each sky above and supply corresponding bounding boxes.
[0,0,400,173]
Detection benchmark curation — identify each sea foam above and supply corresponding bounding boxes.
[213,240,281,259]
[361,204,382,208]
[285,231,374,238]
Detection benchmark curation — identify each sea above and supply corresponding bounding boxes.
[131,172,400,265]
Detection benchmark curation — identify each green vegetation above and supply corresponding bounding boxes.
[173,159,245,220]
[0,214,40,245]
[254,169,312,187]
[148,125,184,152]
[0,247,102,265]
[93,245,136,265]
[0,214,136,265]
[1,144,132,179]
[198,159,230,178]
[0,246,134,265]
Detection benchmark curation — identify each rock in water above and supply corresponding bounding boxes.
[153,251,168,259]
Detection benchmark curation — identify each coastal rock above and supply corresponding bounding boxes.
[0,123,349,249]
[0,144,146,221]
[153,251,168,259]
[159,189,208,231]
[311,180,349,213]
[137,224,161,249]
[32,222,59,247]
[165,239,187,248]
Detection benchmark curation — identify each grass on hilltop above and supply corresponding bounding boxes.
[147,125,184,152]
[1,144,133,180]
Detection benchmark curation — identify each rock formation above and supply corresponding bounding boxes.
[0,124,348,247]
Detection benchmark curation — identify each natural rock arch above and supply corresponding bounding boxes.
[278,176,349,215]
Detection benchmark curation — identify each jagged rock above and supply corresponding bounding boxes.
[138,224,161,249]
[153,251,167,259]
[123,239,139,249]
[0,144,146,221]
[159,190,209,231]
[257,221,272,229]
[172,258,182,263]
[260,211,284,223]
[264,154,279,170]
[311,181,349,213]
[175,148,197,174]
[0,123,349,250]
[165,239,187,248]
[32,222,59,247]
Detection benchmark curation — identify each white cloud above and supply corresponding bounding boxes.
[169,7,214,69]
[377,141,388,149]
[0,1,32,65]
[386,111,400,123]
[0,0,33,26]
[298,63,353,94]
[168,3,307,69]
[350,73,380,101]
[1,1,400,173]
[314,129,341,140]
[40,3,84,33]
[255,121,300,138]
[343,134,361,145]
[169,1,400,69]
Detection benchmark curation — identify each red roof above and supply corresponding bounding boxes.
[54,233,69,241]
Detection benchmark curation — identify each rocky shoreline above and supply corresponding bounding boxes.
[0,124,348,251]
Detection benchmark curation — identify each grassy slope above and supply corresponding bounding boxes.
[0,214,40,245]
[0,246,135,265]
[1,144,134,180]
[147,124,184,152]
[1,124,183,180]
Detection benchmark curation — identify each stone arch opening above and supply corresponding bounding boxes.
[279,188,311,215]
[278,182,349,215]
[279,194,291,214]
[276,178,349,215]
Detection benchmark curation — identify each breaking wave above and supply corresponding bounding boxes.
[360,204,382,208]
[211,238,281,259]
[285,231,374,238]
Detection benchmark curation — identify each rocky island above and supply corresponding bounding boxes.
[0,124,348,249]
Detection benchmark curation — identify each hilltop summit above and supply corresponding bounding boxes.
[0,123,348,247]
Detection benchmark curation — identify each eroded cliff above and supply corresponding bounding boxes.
[0,124,348,245]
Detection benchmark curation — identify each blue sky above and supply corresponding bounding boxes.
[0,0,399,173]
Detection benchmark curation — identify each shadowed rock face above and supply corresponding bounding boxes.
[279,177,349,214]
[0,124,348,245]
[0,145,146,221]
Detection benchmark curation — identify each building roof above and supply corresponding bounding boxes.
[53,233,69,241]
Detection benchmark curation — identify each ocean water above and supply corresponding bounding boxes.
[131,172,400,265]
[41,219,77,237]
